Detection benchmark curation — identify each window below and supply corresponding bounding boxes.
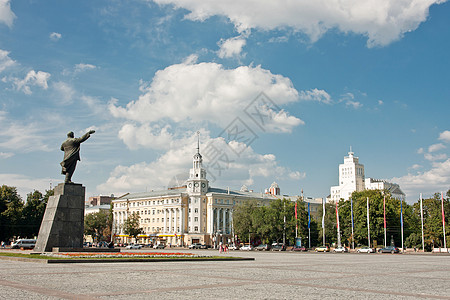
[194,217,198,222]
[194,208,198,213]
[194,226,198,231]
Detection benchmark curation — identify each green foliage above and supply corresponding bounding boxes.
[20,190,50,238]
[0,185,24,241]
[84,210,111,242]
[123,212,143,242]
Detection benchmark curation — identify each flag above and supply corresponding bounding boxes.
[400,199,403,228]
[295,201,298,220]
[350,197,354,231]
[442,192,446,228]
[308,202,311,229]
[335,201,339,229]
[383,196,386,229]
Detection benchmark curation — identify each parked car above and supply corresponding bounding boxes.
[333,246,348,253]
[378,246,400,253]
[153,244,165,249]
[271,243,286,251]
[11,239,36,249]
[357,246,375,253]
[126,244,142,249]
[291,246,307,251]
[255,244,271,251]
[189,243,203,249]
[228,244,238,250]
[315,245,330,252]
[240,245,254,251]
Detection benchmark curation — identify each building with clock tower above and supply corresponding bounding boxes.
[111,136,280,248]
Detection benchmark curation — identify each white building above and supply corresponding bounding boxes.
[330,149,405,202]
[112,142,277,247]
[330,150,365,201]
[365,178,405,201]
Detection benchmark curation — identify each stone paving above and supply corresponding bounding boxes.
[1,249,450,299]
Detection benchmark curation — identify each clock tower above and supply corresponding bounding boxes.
[186,133,209,195]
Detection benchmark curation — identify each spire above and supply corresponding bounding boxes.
[196,131,200,154]
[349,145,354,157]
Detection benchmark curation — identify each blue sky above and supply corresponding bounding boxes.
[1,0,449,203]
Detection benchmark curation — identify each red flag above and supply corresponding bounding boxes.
[383,196,386,229]
[295,202,298,219]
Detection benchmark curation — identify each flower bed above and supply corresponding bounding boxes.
[42,252,207,259]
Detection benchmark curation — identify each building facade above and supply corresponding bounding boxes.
[112,144,277,247]
[330,150,365,201]
[330,149,405,202]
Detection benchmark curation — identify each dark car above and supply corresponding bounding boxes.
[271,243,286,251]
[255,244,271,251]
[378,246,400,253]
[291,246,307,251]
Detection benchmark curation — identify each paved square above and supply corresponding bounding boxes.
[1,250,449,299]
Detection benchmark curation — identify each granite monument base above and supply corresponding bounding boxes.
[34,183,85,253]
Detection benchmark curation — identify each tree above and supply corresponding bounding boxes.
[84,210,110,242]
[233,200,259,243]
[21,189,51,238]
[0,185,24,242]
[123,212,143,243]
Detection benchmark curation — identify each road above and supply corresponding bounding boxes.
[0,249,449,299]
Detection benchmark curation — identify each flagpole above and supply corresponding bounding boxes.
[401,199,404,253]
[367,197,370,248]
[336,201,341,247]
[420,193,424,252]
[384,195,387,248]
[350,197,354,250]
[322,198,326,246]
[308,202,311,249]
[442,192,447,249]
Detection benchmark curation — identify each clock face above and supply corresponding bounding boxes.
[202,183,206,188]
[188,183,192,188]
[194,183,199,187]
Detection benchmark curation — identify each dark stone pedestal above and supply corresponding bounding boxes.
[34,183,85,253]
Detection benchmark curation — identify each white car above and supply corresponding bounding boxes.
[357,246,375,253]
[126,244,142,249]
[333,246,348,253]
[240,245,254,251]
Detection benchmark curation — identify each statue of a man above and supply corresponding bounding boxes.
[60,130,95,183]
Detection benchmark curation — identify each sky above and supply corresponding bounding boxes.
[0,0,449,204]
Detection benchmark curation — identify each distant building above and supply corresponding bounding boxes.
[265,182,280,195]
[86,195,114,207]
[365,178,405,201]
[330,149,405,202]
[330,149,365,201]
[112,142,278,247]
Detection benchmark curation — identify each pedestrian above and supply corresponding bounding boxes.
[1,241,4,248]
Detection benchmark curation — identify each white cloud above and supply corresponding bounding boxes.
[0,49,15,73]
[13,70,51,94]
[417,147,424,154]
[438,130,450,143]
[0,0,16,27]
[428,143,446,153]
[0,112,52,153]
[0,173,56,201]
[424,153,447,161]
[299,88,331,104]
[74,63,97,73]
[49,32,62,41]
[378,100,384,105]
[53,81,75,104]
[118,123,175,150]
[97,134,303,196]
[392,158,450,200]
[217,36,246,58]
[154,0,446,47]
[109,58,301,134]
[0,151,13,158]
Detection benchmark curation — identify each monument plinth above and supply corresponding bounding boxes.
[34,183,85,252]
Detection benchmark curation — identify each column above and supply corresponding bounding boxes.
[222,209,226,234]
[175,208,178,232]
[180,206,185,233]
[169,208,173,232]
[216,208,220,233]
[164,209,167,233]
[208,205,214,234]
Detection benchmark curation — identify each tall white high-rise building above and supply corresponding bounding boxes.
[330,149,365,201]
